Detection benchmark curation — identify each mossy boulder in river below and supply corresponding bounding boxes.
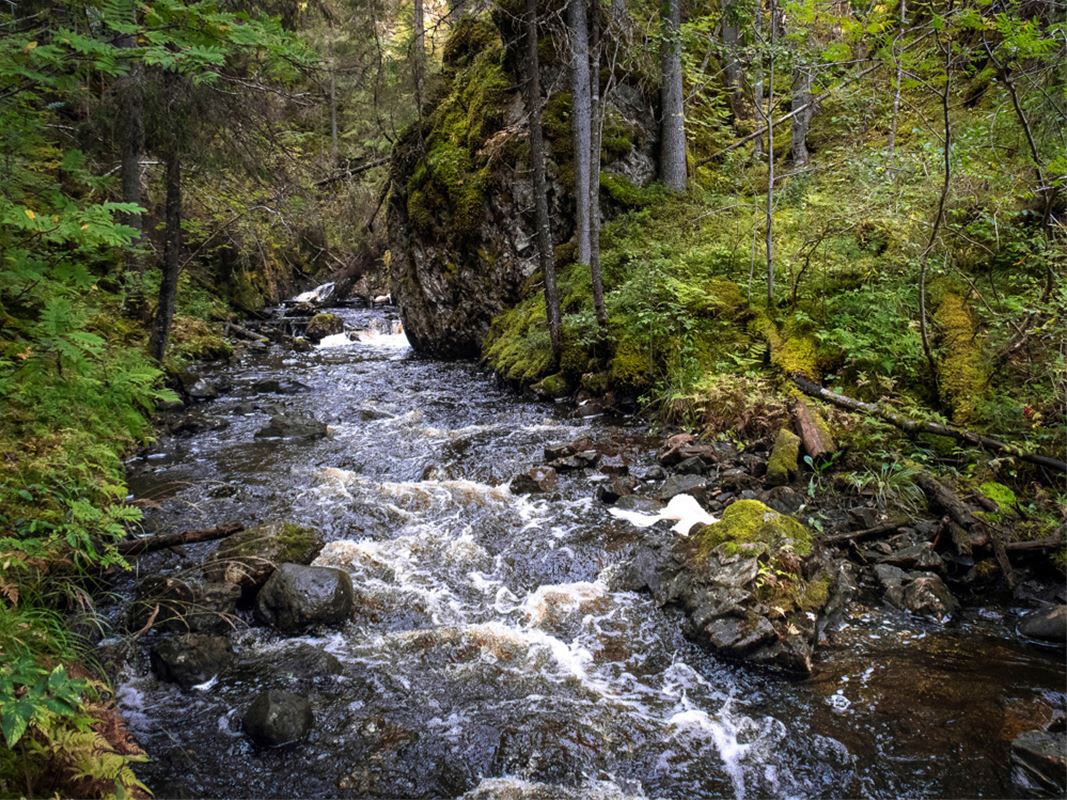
[304,312,343,342]
[205,521,324,596]
[657,500,852,673]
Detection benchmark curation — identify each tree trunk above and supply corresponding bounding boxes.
[525,0,562,364]
[569,0,592,265]
[721,0,746,120]
[118,523,244,557]
[888,0,906,158]
[413,0,426,116]
[659,0,687,191]
[116,32,144,311]
[149,143,182,362]
[752,3,764,157]
[765,0,776,307]
[328,35,339,163]
[589,0,607,329]
[790,63,812,166]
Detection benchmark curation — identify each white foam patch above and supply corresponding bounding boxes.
[609,493,718,535]
[316,332,354,349]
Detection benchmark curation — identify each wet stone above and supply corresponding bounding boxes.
[255,412,328,440]
[596,476,637,504]
[874,564,958,621]
[243,690,313,746]
[128,576,240,634]
[1019,605,1067,644]
[1011,729,1067,796]
[673,456,710,475]
[254,563,354,633]
[510,465,557,495]
[150,633,233,690]
[204,521,324,596]
[656,474,708,502]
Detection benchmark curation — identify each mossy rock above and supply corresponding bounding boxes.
[609,336,653,390]
[442,16,498,67]
[305,313,343,342]
[692,499,813,561]
[767,427,801,486]
[205,521,324,595]
[532,372,569,399]
[170,316,234,364]
[580,371,611,395]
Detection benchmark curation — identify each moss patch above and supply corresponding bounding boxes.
[693,499,813,560]
[933,292,987,424]
[767,427,802,486]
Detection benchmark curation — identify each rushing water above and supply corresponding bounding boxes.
[114,307,1065,799]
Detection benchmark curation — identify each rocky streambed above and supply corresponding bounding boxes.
[105,305,1066,799]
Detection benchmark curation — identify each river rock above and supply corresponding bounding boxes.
[252,378,309,395]
[150,633,234,690]
[205,521,324,596]
[510,465,557,494]
[656,474,708,502]
[674,456,710,475]
[188,377,224,401]
[874,564,958,620]
[243,690,314,746]
[1019,605,1067,644]
[599,453,629,476]
[596,475,638,504]
[549,450,600,471]
[255,412,328,440]
[304,312,344,342]
[1011,729,1067,796]
[128,576,240,634]
[656,500,851,673]
[766,427,801,486]
[255,563,354,632]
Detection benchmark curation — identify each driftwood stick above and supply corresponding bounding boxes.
[791,374,1066,474]
[1005,537,1063,554]
[824,518,908,545]
[118,523,244,556]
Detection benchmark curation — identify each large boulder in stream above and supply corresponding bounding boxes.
[243,690,314,746]
[387,14,659,357]
[255,412,328,440]
[205,521,324,596]
[255,563,354,632]
[1019,605,1067,644]
[304,312,343,342]
[654,500,853,673]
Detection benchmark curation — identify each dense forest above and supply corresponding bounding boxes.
[0,0,1064,796]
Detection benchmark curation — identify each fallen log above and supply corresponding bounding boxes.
[916,473,1015,588]
[1005,537,1063,554]
[118,523,244,557]
[794,398,836,461]
[791,374,1066,475]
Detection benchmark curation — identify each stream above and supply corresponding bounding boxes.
[112,306,1066,799]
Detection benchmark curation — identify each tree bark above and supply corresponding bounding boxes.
[328,35,339,163]
[659,0,687,190]
[116,31,144,312]
[721,0,746,120]
[790,63,812,166]
[525,0,562,364]
[765,0,776,307]
[569,0,592,265]
[888,0,906,158]
[589,0,607,329]
[791,374,1067,474]
[149,141,182,362]
[794,398,835,460]
[413,0,426,116]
